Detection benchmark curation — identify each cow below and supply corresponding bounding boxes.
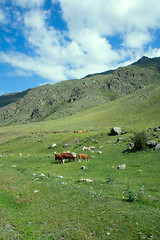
[61,152,75,161]
[73,130,78,133]
[83,130,88,133]
[78,154,89,162]
[55,153,64,164]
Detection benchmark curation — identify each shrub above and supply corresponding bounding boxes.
[123,186,143,202]
[125,188,138,202]
[132,131,148,152]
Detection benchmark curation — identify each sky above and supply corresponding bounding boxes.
[0,0,160,96]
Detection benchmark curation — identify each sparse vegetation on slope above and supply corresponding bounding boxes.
[0,56,160,126]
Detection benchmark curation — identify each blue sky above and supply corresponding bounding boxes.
[0,0,160,96]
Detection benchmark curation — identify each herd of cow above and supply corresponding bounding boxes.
[53,130,88,134]
[54,152,89,164]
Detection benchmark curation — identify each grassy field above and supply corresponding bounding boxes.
[0,84,160,239]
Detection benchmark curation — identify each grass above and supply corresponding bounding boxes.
[0,145,160,239]
[0,83,160,239]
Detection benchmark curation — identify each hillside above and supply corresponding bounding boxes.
[0,56,160,126]
[0,57,160,239]
[0,75,160,239]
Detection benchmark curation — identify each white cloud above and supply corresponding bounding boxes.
[13,0,45,8]
[0,8,6,23]
[1,0,160,84]
[59,0,160,44]
[0,51,67,81]
[123,31,152,49]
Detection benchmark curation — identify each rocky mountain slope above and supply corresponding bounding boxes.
[0,56,160,126]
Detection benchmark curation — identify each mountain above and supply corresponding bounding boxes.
[0,56,160,126]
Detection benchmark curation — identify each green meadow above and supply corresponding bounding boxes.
[0,84,160,239]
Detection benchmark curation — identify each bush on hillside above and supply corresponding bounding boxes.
[132,131,148,152]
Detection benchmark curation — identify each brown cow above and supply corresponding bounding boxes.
[78,154,89,162]
[61,152,75,161]
[55,153,64,164]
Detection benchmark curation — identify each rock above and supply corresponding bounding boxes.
[110,127,121,135]
[40,173,45,177]
[147,127,154,132]
[51,143,56,148]
[95,150,102,154]
[116,138,123,143]
[5,224,15,232]
[92,139,99,143]
[155,143,160,150]
[153,133,157,137]
[121,131,128,134]
[11,165,16,168]
[63,144,68,148]
[154,126,160,132]
[128,142,134,149]
[34,189,39,193]
[146,140,157,148]
[81,166,87,169]
[90,146,96,150]
[57,175,63,178]
[81,178,93,182]
[123,142,134,153]
[117,164,126,170]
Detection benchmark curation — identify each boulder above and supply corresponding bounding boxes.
[146,141,157,148]
[81,166,87,169]
[95,150,102,154]
[117,164,126,170]
[81,178,93,182]
[110,127,121,135]
[155,143,160,150]
[90,146,96,150]
[128,142,134,149]
[63,144,68,148]
[116,137,123,143]
[154,126,160,132]
[51,143,56,148]
[123,142,134,153]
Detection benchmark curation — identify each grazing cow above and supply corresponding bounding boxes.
[55,153,64,164]
[73,130,78,133]
[83,130,88,133]
[61,152,75,161]
[78,154,89,162]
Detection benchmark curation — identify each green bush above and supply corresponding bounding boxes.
[124,186,144,202]
[125,188,138,202]
[132,131,148,152]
